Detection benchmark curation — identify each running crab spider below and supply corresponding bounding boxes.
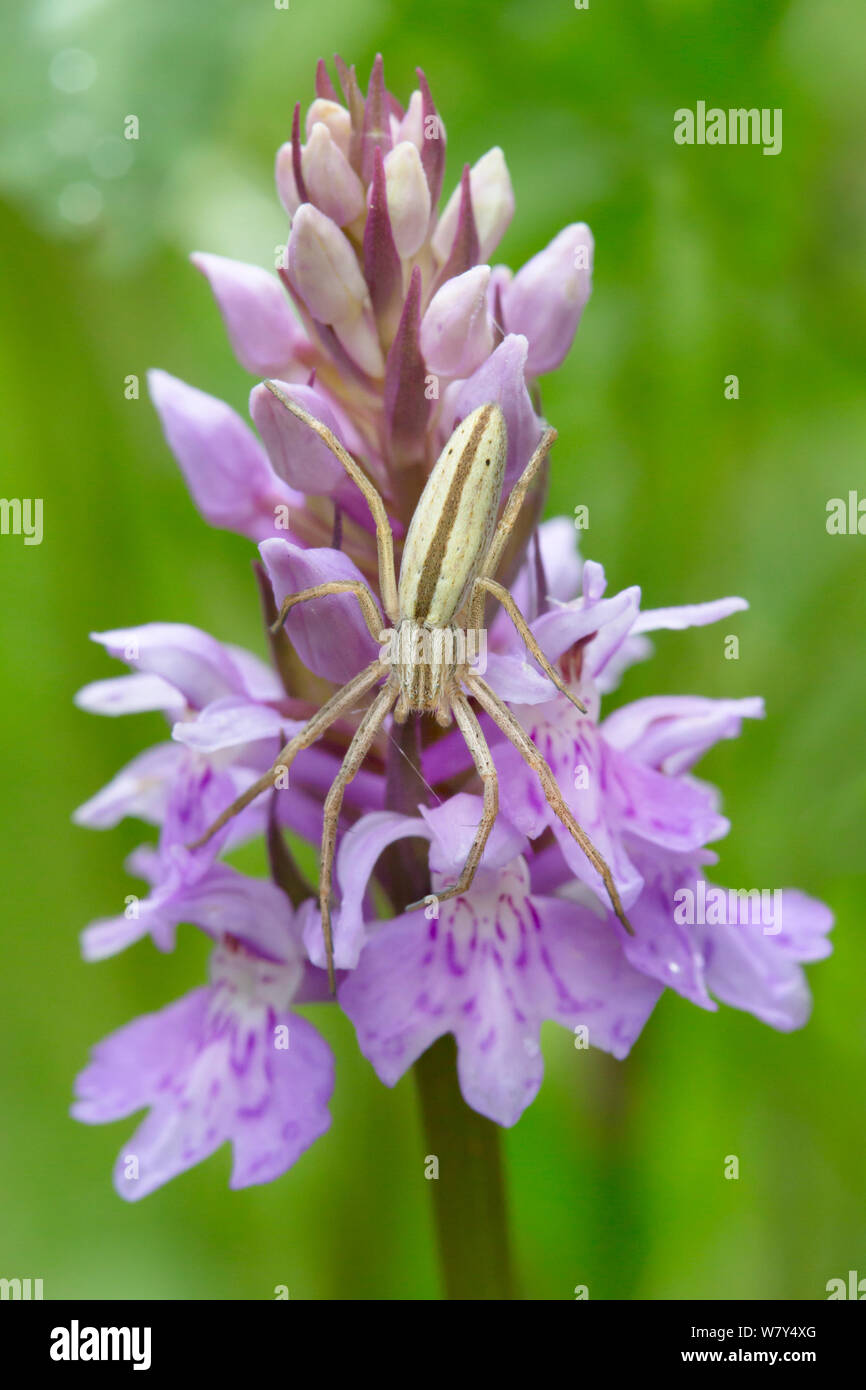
[194,382,633,989]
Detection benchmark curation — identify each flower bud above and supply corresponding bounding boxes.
[502,223,594,375]
[250,381,349,496]
[301,122,364,226]
[382,141,431,258]
[420,265,493,376]
[398,89,424,150]
[433,147,514,263]
[305,98,351,158]
[450,334,540,493]
[287,203,370,324]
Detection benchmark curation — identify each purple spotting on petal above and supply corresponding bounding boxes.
[73,938,334,1201]
[340,841,661,1127]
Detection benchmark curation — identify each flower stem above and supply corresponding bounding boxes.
[379,717,515,1299]
[414,1035,515,1301]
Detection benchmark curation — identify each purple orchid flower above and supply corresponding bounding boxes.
[74,620,384,860]
[336,798,830,1127]
[320,525,832,1124]
[73,917,334,1200]
[74,54,833,1208]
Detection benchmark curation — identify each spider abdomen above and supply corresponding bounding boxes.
[398,402,507,627]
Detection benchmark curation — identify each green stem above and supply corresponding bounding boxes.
[414,1035,515,1300]
[379,717,515,1299]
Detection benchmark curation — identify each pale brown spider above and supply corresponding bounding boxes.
[194,383,632,988]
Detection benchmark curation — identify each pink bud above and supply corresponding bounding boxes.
[305,98,351,158]
[260,540,382,685]
[301,122,364,226]
[398,89,424,150]
[449,334,541,493]
[420,265,493,376]
[287,203,370,324]
[250,380,349,496]
[502,223,594,375]
[433,147,514,263]
[382,141,430,257]
[288,206,385,378]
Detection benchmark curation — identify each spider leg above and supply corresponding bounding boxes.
[465,673,634,936]
[189,660,387,849]
[405,691,498,911]
[270,579,385,645]
[470,575,588,715]
[320,681,398,991]
[473,425,557,606]
[264,380,399,623]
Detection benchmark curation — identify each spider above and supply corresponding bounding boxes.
[194,382,633,989]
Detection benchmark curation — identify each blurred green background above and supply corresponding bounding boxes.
[1,0,863,1300]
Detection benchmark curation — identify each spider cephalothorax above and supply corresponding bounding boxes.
[195,383,632,987]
